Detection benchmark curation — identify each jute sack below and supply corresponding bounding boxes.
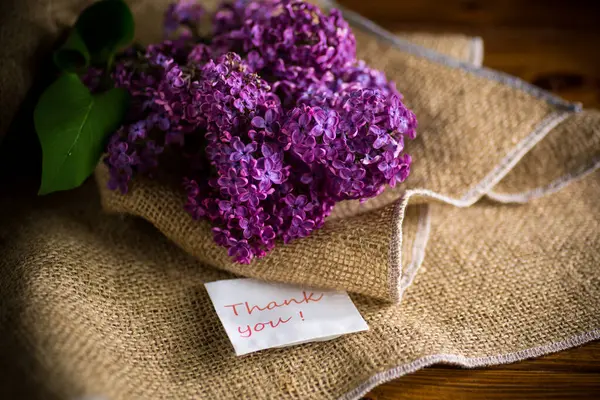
[2,149,600,400]
[95,0,598,302]
[1,0,600,399]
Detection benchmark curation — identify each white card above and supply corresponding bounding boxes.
[204,278,369,356]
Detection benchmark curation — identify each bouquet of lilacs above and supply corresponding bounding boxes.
[96,0,417,263]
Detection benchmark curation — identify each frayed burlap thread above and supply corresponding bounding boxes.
[2,0,600,399]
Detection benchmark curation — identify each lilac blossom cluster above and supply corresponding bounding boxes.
[100,0,417,263]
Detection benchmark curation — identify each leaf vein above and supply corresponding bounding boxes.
[50,100,94,189]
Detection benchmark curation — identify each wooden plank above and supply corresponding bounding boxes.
[336,0,600,30]
[387,24,600,108]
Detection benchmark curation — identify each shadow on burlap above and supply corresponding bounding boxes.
[1,0,599,399]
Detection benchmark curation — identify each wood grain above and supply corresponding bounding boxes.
[338,0,600,110]
[337,0,600,31]
[332,0,600,398]
[363,341,600,399]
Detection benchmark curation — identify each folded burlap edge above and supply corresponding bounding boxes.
[95,9,597,304]
[486,154,600,203]
[332,2,599,303]
[97,120,592,308]
[94,28,487,303]
[323,0,593,221]
[386,108,600,302]
[95,83,593,305]
[326,0,578,112]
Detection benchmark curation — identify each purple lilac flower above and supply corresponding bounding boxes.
[217,168,248,196]
[251,109,280,136]
[212,0,356,97]
[312,108,338,141]
[252,157,284,191]
[188,44,212,65]
[285,215,315,243]
[164,0,206,37]
[99,0,417,264]
[283,194,313,218]
[239,184,268,207]
[128,121,147,142]
[260,143,283,163]
[105,135,137,194]
[212,0,248,35]
[81,67,104,93]
[227,237,252,263]
[212,227,231,246]
[230,138,257,163]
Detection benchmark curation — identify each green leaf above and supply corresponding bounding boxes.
[75,0,135,64]
[34,73,129,195]
[53,30,90,72]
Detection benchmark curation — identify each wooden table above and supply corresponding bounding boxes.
[365,342,600,399]
[338,0,600,110]
[333,0,600,398]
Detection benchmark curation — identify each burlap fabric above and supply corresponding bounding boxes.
[94,0,598,302]
[1,0,600,399]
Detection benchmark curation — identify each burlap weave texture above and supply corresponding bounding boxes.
[1,1,599,399]
[95,0,595,303]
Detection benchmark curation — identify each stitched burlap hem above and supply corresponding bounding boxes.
[1,1,600,399]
